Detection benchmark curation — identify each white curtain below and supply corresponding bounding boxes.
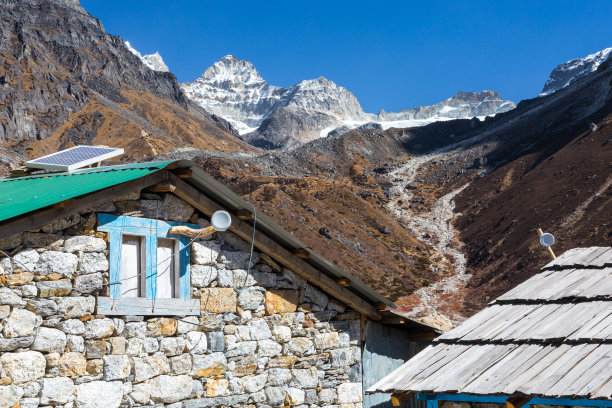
[156,238,176,298]
[121,235,142,298]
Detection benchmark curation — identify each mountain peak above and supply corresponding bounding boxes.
[541,47,612,96]
[202,55,264,86]
[124,41,169,72]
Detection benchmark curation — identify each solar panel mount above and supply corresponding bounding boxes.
[24,145,125,172]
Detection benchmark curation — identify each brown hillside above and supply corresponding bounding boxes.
[28,91,253,161]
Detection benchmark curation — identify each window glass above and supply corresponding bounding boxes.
[156,238,177,298]
[121,235,144,298]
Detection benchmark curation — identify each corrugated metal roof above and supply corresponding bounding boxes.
[368,246,612,400]
[0,161,173,222]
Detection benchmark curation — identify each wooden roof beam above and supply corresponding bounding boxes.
[167,173,382,320]
[506,396,531,408]
[391,392,414,407]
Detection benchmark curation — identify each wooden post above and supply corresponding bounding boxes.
[506,396,531,408]
[168,225,216,239]
[536,228,556,260]
[391,392,413,407]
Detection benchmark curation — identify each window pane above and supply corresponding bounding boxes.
[121,235,143,298]
[156,238,177,298]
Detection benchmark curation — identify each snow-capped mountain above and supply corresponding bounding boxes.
[182,56,515,149]
[181,56,286,134]
[125,41,169,73]
[541,47,612,96]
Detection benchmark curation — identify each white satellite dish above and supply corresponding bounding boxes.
[211,211,232,232]
[540,232,555,247]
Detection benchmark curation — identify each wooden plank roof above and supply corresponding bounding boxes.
[367,247,612,400]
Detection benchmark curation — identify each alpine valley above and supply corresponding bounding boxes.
[0,0,610,327]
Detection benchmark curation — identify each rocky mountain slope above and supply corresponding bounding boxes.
[182,56,516,149]
[0,0,248,169]
[170,49,611,326]
[541,47,612,95]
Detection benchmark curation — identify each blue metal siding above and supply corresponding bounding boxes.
[421,394,612,408]
[363,320,430,408]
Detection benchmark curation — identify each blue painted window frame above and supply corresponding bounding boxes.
[97,213,199,300]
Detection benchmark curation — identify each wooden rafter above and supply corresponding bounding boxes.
[391,392,413,407]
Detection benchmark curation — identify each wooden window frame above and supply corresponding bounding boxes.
[96,213,200,316]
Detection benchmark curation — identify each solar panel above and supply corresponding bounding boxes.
[24,145,125,172]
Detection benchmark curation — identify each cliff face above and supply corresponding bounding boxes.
[0,0,243,166]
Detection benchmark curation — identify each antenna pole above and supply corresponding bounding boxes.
[537,228,557,260]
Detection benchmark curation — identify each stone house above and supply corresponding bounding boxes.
[0,160,437,408]
[368,247,612,408]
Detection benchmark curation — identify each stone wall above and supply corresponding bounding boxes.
[0,191,364,407]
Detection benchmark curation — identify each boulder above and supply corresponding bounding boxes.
[191,241,221,265]
[272,325,292,343]
[37,279,72,297]
[314,332,340,350]
[243,373,268,393]
[3,308,38,337]
[75,380,123,408]
[186,331,207,354]
[32,327,66,353]
[161,194,194,222]
[103,355,131,380]
[132,354,170,382]
[58,352,87,377]
[12,248,39,271]
[205,378,229,397]
[257,339,282,357]
[247,318,271,340]
[291,368,319,388]
[84,318,115,339]
[59,319,86,335]
[64,236,106,253]
[42,377,75,404]
[337,382,362,404]
[285,337,315,356]
[0,287,25,306]
[265,289,299,314]
[191,264,217,287]
[200,288,236,313]
[146,317,177,337]
[170,353,192,375]
[148,374,193,403]
[237,287,265,310]
[79,252,109,274]
[0,351,45,384]
[330,346,361,367]
[34,251,78,276]
[26,298,59,316]
[0,385,23,407]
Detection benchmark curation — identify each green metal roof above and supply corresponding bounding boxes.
[0,161,174,222]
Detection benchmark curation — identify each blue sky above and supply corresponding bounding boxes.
[81,0,612,113]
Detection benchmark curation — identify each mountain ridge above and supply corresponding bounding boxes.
[182,55,516,149]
